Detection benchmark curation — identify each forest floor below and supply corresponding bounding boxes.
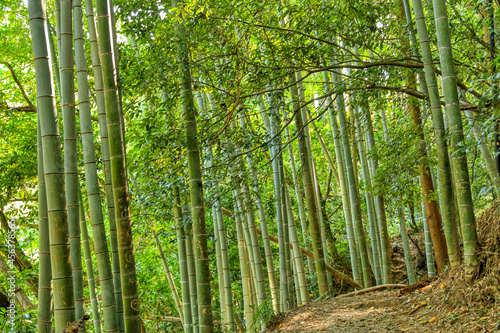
[267,202,500,333]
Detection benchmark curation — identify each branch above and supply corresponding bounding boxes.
[0,62,34,108]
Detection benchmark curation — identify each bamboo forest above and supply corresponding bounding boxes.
[4,0,500,331]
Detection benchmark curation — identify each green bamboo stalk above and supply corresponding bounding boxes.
[184,216,199,333]
[290,72,329,295]
[83,0,124,325]
[354,109,382,285]
[174,188,193,333]
[333,69,373,287]
[231,187,253,326]
[358,103,391,284]
[398,3,450,272]
[266,92,289,311]
[285,126,315,274]
[399,208,416,284]
[432,0,477,272]
[95,0,141,327]
[213,207,226,324]
[213,202,235,330]
[75,0,124,328]
[195,92,226,326]
[243,105,279,313]
[171,2,213,330]
[78,187,102,333]
[285,187,309,304]
[323,70,362,286]
[298,79,331,282]
[154,231,185,326]
[412,0,460,265]
[45,20,60,96]
[464,110,500,196]
[59,0,84,318]
[27,1,75,330]
[310,121,339,185]
[37,115,51,333]
[239,166,267,308]
[421,194,435,278]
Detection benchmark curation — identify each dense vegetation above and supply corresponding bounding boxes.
[1,0,499,332]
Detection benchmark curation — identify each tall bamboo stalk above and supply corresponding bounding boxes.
[184,216,199,333]
[242,106,279,313]
[285,187,309,304]
[421,195,435,278]
[354,109,381,285]
[203,143,235,330]
[95,0,141,327]
[411,0,461,267]
[399,208,416,284]
[84,0,124,326]
[358,103,391,284]
[174,188,193,333]
[432,0,478,276]
[171,1,213,330]
[285,126,315,274]
[37,115,51,333]
[267,92,289,311]
[323,70,362,286]
[290,72,329,295]
[59,0,84,318]
[154,231,185,325]
[78,187,102,333]
[28,0,75,329]
[464,110,500,196]
[335,71,373,287]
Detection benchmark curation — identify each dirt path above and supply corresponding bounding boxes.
[269,289,496,332]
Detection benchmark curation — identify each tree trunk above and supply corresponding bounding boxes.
[290,72,330,295]
[432,0,478,277]
[411,0,461,267]
[27,1,75,329]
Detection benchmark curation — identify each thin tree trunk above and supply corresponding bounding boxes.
[421,194,435,278]
[27,1,75,329]
[359,104,392,284]
[464,110,500,196]
[354,109,382,285]
[399,208,416,285]
[398,0,450,272]
[95,0,142,328]
[411,0,461,267]
[290,72,330,295]
[154,232,185,326]
[285,126,315,274]
[84,1,124,326]
[285,187,309,304]
[184,217,199,333]
[432,0,478,277]
[323,70,362,286]
[171,1,213,330]
[59,0,84,318]
[78,187,102,333]
[267,92,289,311]
[174,188,194,333]
[243,105,279,313]
[334,69,373,287]
[37,115,52,333]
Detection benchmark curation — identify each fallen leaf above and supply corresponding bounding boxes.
[429,317,438,323]
[440,283,446,290]
[420,285,432,291]
[480,317,489,320]
[392,307,397,311]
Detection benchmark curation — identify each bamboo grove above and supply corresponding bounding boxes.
[1,0,500,331]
